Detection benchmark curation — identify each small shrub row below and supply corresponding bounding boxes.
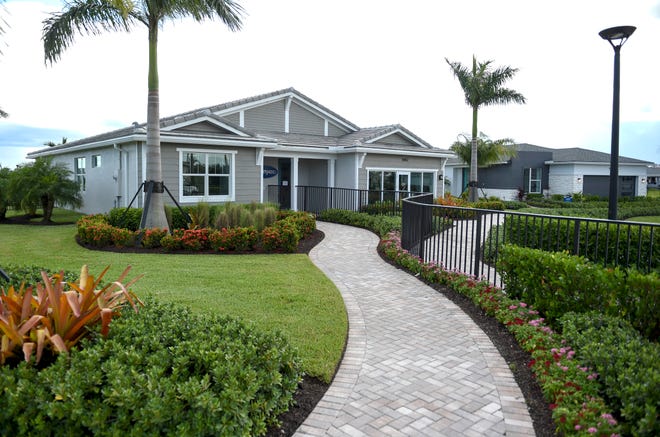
[560,312,660,436]
[377,232,621,435]
[0,299,303,436]
[497,245,659,341]
[318,208,401,237]
[78,212,315,253]
[360,200,400,216]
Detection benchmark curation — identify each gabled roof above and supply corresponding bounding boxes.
[27,87,449,159]
[547,147,653,165]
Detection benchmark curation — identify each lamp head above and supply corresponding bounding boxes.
[599,26,636,48]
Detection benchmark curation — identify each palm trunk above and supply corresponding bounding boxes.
[140,22,169,230]
[469,106,479,202]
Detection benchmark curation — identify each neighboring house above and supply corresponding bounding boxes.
[647,166,660,188]
[27,88,454,214]
[445,143,653,200]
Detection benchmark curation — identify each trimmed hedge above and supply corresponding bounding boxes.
[0,300,303,436]
[497,245,660,341]
[318,208,401,237]
[0,264,77,288]
[560,312,660,436]
[500,214,659,272]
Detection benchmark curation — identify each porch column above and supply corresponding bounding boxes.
[292,156,299,211]
[328,158,336,188]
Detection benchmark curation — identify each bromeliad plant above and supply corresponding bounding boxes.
[0,265,142,366]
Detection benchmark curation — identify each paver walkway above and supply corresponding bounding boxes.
[295,222,535,437]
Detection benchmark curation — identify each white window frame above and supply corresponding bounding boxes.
[91,154,102,168]
[177,148,237,203]
[74,157,86,192]
[367,167,437,199]
[528,167,542,194]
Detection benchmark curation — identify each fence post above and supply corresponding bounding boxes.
[573,218,581,256]
[473,212,482,277]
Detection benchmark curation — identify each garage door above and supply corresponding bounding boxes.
[583,176,636,198]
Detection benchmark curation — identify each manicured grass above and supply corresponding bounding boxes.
[648,188,660,198]
[0,212,347,382]
[626,215,660,223]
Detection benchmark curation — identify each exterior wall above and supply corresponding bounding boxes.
[447,167,466,197]
[223,112,240,125]
[243,101,285,132]
[328,123,348,137]
[298,158,327,186]
[161,143,260,206]
[479,151,552,191]
[548,163,648,197]
[178,121,229,134]
[361,154,443,189]
[290,102,324,135]
[479,188,520,201]
[335,154,357,189]
[377,133,413,146]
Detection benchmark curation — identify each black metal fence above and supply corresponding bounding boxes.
[402,194,659,287]
[291,185,425,216]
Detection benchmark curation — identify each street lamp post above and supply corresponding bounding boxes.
[599,25,635,221]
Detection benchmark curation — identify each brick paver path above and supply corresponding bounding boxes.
[295,222,535,437]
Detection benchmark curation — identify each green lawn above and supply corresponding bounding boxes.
[0,210,347,382]
[626,215,660,224]
[648,188,660,198]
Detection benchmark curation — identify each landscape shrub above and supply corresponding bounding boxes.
[560,312,660,436]
[281,212,316,238]
[497,245,660,340]
[76,214,114,247]
[501,214,659,271]
[262,221,301,253]
[161,229,185,251]
[0,300,302,436]
[360,200,398,216]
[0,264,77,288]
[180,229,210,251]
[140,228,168,249]
[209,227,259,252]
[110,226,136,248]
[107,207,142,231]
[473,199,505,210]
[318,208,401,237]
[502,200,527,210]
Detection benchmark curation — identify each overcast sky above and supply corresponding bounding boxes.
[1,0,659,169]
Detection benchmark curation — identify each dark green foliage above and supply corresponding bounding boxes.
[0,264,77,288]
[498,245,660,340]
[501,214,659,272]
[107,207,142,231]
[0,300,302,436]
[319,209,401,237]
[560,312,660,436]
[473,199,505,210]
[502,200,527,210]
[359,200,400,216]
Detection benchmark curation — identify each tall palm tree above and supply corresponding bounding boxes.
[1,0,8,117]
[42,0,244,229]
[446,56,526,202]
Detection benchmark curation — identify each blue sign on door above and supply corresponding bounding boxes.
[263,165,278,179]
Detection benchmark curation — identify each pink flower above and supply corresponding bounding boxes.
[588,427,597,434]
[575,425,582,430]
[509,305,518,310]
[519,302,528,307]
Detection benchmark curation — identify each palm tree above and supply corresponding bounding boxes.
[8,157,83,222]
[446,56,526,202]
[451,132,517,168]
[42,0,244,229]
[1,0,8,117]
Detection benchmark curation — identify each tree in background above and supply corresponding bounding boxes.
[451,132,517,167]
[42,0,244,229]
[446,56,526,202]
[0,166,11,220]
[8,157,82,222]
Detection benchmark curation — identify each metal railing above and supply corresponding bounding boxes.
[295,185,424,216]
[402,194,659,287]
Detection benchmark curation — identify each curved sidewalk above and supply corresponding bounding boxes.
[295,222,535,437]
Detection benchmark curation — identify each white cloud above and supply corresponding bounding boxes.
[1,0,659,169]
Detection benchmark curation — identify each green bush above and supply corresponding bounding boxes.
[319,209,401,237]
[0,300,302,436]
[501,214,659,271]
[497,245,660,340]
[107,207,142,231]
[359,200,399,216]
[0,264,77,288]
[560,312,660,436]
[502,200,527,210]
[209,227,259,252]
[262,221,301,253]
[473,200,505,210]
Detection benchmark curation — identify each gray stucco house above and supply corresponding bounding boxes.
[445,143,653,200]
[28,88,454,214]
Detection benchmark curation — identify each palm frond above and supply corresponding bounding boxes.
[42,0,135,64]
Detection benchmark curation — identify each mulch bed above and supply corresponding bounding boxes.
[3,216,554,436]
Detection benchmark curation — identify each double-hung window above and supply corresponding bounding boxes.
[524,167,542,194]
[179,149,235,202]
[74,157,86,191]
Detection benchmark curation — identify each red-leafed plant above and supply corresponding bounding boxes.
[0,265,142,366]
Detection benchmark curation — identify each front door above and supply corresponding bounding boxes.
[278,158,291,209]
